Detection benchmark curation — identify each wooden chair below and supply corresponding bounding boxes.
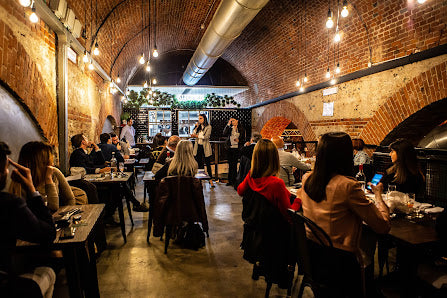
[288,209,366,298]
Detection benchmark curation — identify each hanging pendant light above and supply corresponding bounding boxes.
[109,81,114,88]
[88,60,94,70]
[29,6,39,23]
[126,89,130,95]
[334,31,341,42]
[330,78,336,85]
[152,78,157,85]
[299,86,305,92]
[341,0,349,18]
[148,88,153,95]
[326,9,334,29]
[325,68,331,79]
[19,0,32,7]
[83,51,89,63]
[152,47,159,58]
[335,63,341,74]
[146,62,151,72]
[143,81,148,88]
[295,80,300,87]
[116,75,121,83]
[139,53,145,64]
[93,42,100,56]
[303,73,308,83]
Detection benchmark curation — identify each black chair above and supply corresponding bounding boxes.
[287,209,366,298]
[241,189,296,297]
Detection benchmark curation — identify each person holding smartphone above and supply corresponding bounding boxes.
[191,114,214,187]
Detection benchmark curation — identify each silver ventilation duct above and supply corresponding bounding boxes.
[182,0,270,86]
[418,124,447,149]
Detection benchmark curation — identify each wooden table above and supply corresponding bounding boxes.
[143,171,211,243]
[84,172,134,243]
[17,204,105,298]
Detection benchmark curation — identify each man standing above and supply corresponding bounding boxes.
[152,135,180,174]
[120,118,136,147]
[272,136,311,186]
[0,142,56,297]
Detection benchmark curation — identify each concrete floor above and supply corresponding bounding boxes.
[92,178,308,298]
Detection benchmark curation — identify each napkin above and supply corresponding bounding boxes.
[425,207,444,214]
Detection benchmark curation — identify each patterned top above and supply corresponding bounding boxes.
[354,150,371,166]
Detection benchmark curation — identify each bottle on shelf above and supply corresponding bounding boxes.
[355,164,366,192]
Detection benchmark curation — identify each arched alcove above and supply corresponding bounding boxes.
[0,84,45,162]
[101,115,119,135]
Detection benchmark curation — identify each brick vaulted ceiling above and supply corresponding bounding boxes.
[65,0,447,106]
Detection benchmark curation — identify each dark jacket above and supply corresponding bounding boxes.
[155,147,174,165]
[380,171,425,195]
[154,160,171,181]
[69,148,105,174]
[241,188,296,289]
[0,191,56,273]
[153,176,208,237]
[97,143,124,163]
[223,124,247,149]
[241,144,256,159]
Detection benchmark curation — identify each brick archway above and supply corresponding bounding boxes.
[360,61,447,145]
[256,100,316,141]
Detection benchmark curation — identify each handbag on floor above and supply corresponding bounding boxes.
[174,223,206,250]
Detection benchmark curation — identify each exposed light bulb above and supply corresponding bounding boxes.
[126,89,130,95]
[152,48,159,58]
[143,81,148,88]
[146,62,151,72]
[330,78,336,85]
[295,80,300,87]
[417,0,426,3]
[341,1,349,18]
[326,68,331,79]
[88,60,94,70]
[368,61,372,67]
[152,78,157,85]
[29,8,39,23]
[116,76,121,83]
[304,74,308,83]
[109,81,114,88]
[110,87,117,94]
[93,42,99,56]
[19,0,32,7]
[326,9,334,29]
[139,53,145,64]
[335,63,341,74]
[299,86,305,92]
[149,89,153,95]
[334,32,341,42]
[121,96,125,101]
[83,51,89,63]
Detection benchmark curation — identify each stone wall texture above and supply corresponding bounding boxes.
[0,0,120,154]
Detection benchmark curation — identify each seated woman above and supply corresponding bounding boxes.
[166,140,198,177]
[237,139,301,220]
[352,138,371,166]
[379,138,425,194]
[10,141,75,212]
[299,132,390,253]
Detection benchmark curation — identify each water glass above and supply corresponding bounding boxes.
[406,193,415,219]
[119,162,124,173]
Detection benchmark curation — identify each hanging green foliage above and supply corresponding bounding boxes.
[123,89,241,109]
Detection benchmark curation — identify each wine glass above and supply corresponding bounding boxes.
[406,193,416,219]
[387,185,397,218]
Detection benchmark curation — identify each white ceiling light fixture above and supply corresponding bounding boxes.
[335,63,341,74]
[299,86,305,92]
[146,62,151,72]
[29,5,39,23]
[326,9,334,29]
[152,78,157,85]
[341,0,349,18]
[152,47,159,58]
[83,50,89,63]
[330,78,336,85]
[303,73,308,83]
[326,68,331,79]
[139,53,145,64]
[143,81,148,88]
[334,31,341,42]
[88,60,94,70]
[19,0,32,7]
[116,75,121,83]
[417,0,426,3]
[295,80,300,87]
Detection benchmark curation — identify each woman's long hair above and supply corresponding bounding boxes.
[387,138,421,184]
[152,133,166,148]
[168,140,198,177]
[250,139,280,178]
[304,132,354,202]
[10,141,54,196]
[196,114,209,133]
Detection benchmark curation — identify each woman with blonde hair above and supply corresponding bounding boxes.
[167,140,198,177]
[237,139,301,220]
[10,141,75,211]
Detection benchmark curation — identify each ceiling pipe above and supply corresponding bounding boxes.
[182,0,269,86]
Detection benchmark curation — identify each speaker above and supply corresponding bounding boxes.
[63,9,76,31]
[72,19,82,38]
[49,0,67,19]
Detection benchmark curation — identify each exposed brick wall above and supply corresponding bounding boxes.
[309,118,371,138]
[0,1,121,154]
[260,117,291,139]
[0,1,58,145]
[360,60,447,145]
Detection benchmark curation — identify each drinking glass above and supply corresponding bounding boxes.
[406,193,415,219]
[387,185,397,218]
[119,162,125,173]
[388,185,396,192]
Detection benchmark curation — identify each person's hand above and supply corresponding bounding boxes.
[116,143,121,151]
[8,158,36,194]
[191,133,198,138]
[235,138,239,143]
[45,166,54,184]
[292,166,297,173]
[228,119,233,126]
[99,167,111,174]
[244,142,250,146]
[369,182,383,196]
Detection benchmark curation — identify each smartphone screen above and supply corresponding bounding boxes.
[366,174,383,190]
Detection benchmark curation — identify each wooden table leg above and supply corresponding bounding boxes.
[62,247,83,298]
[84,239,100,297]
[115,185,127,243]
